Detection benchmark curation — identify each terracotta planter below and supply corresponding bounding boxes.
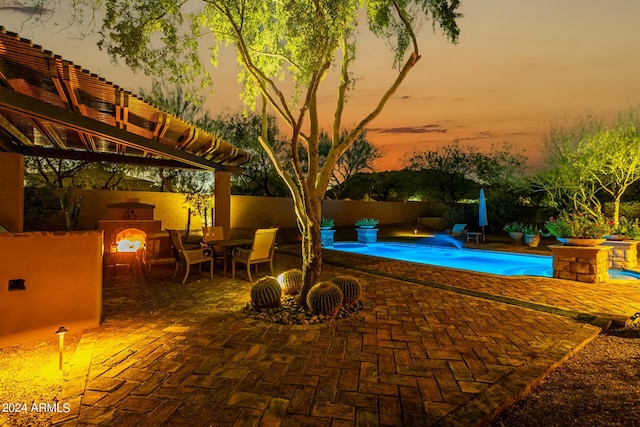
[524,234,541,248]
[556,237,606,246]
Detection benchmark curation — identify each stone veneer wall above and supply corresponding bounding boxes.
[550,245,611,283]
[602,241,638,270]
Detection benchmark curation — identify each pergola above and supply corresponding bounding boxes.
[0,26,250,233]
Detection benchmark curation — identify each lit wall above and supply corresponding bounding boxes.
[0,231,102,347]
[0,152,24,232]
[71,189,443,231]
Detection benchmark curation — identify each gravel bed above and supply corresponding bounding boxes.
[242,295,364,325]
[489,326,640,426]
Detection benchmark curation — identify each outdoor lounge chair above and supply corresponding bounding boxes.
[231,228,278,282]
[447,223,467,239]
[167,229,214,284]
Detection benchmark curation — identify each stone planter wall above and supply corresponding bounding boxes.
[550,245,611,283]
[320,229,336,247]
[356,228,378,244]
[601,240,638,269]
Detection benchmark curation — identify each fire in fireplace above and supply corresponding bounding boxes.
[98,199,162,269]
[115,228,147,253]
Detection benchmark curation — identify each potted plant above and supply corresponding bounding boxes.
[320,217,336,247]
[503,222,525,244]
[545,211,611,246]
[607,216,640,241]
[354,217,379,228]
[523,224,543,248]
[355,218,379,243]
[320,217,335,230]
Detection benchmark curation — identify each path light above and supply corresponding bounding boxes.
[55,326,68,370]
[414,229,418,235]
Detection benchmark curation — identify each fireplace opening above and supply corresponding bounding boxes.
[115,228,147,253]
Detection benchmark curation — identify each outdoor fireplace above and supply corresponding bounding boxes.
[97,199,162,267]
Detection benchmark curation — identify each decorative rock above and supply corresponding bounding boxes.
[330,275,362,305]
[279,269,303,295]
[250,276,282,309]
[307,282,344,317]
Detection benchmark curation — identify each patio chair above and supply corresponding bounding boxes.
[231,228,278,282]
[142,232,176,275]
[167,229,214,284]
[447,223,467,240]
[202,226,226,266]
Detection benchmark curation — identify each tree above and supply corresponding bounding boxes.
[25,157,89,189]
[402,140,478,202]
[319,130,383,199]
[533,111,640,224]
[138,82,215,192]
[211,112,289,197]
[54,0,461,304]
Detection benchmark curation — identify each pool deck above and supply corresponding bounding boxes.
[39,241,640,426]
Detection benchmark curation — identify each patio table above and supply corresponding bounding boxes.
[203,238,253,276]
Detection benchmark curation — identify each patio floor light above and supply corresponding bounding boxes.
[55,326,68,370]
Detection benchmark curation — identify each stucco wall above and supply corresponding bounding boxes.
[0,231,103,347]
[72,190,442,231]
[0,152,24,232]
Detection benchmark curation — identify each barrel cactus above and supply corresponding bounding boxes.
[306,282,344,317]
[278,269,303,296]
[250,276,282,309]
[331,275,362,305]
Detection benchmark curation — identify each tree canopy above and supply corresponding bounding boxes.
[532,110,640,223]
[46,0,463,303]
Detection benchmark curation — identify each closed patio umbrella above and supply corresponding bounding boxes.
[479,188,488,242]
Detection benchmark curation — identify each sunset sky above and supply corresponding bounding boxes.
[4,0,640,172]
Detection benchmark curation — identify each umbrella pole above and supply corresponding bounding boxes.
[482,226,485,243]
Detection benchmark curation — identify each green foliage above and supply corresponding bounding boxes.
[62,0,462,306]
[402,141,525,203]
[23,187,61,231]
[320,217,335,228]
[354,217,379,227]
[532,109,640,223]
[211,112,289,197]
[610,217,640,239]
[442,207,466,230]
[545,211,611,239]
[522,224,544,235]
[318,130,383,199]
[503,222,524,233]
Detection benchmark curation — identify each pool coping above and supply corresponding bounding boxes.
[279,244,621,329]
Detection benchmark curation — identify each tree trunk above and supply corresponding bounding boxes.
[298,197,322,306]
[614,196,621,225]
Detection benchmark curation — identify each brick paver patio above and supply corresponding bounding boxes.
[48,247,640,426]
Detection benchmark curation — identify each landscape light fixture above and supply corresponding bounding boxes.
[55,326,68,370]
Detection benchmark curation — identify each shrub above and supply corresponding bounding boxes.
[354,217,379,227]
[250,276,282,309]
[320,217,334,228]
[306,282,344,317]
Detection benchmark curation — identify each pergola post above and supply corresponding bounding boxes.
[214,170,232,239]
[0,152,24,232]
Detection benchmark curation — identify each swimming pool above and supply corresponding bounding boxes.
[326,241,639,279]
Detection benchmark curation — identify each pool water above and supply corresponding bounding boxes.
[327,242,639,280]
